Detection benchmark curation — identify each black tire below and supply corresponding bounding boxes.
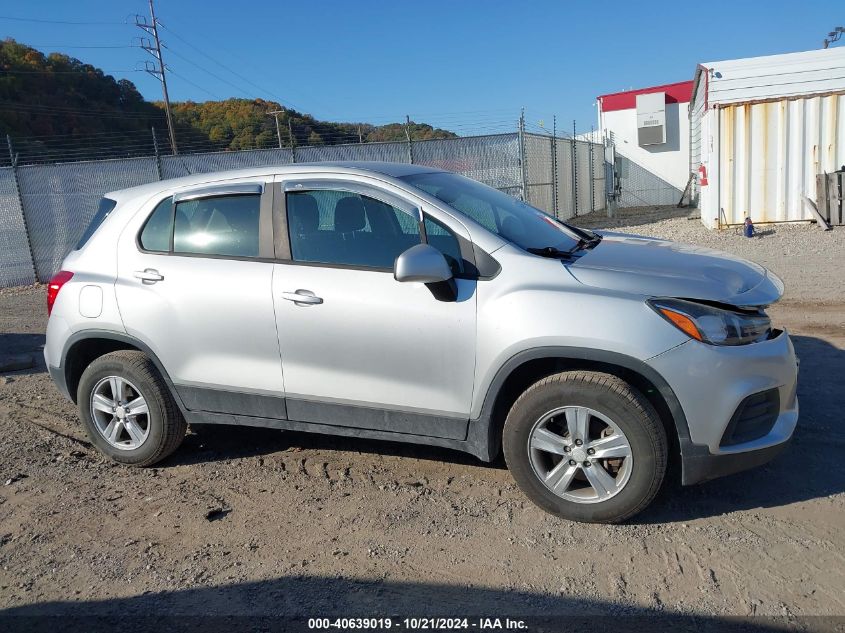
[503,370,667,524]
[77,350,186,466]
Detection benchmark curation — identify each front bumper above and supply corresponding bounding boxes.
[647,329,799,485]
[679,438,790,485]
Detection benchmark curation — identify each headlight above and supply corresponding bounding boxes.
[648,298,771,346]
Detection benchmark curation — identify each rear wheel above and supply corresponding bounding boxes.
[503,370,667,523]
[77,350,186,466]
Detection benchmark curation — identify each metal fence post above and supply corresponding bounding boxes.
[151,127,163,181]
[551,116,558,218]
[606,132,618,218]
[405,115,414,164]
[570,120,578,216]
[6,135,38,283]
[518,110,528,202]
[288,119,297,163]
[589,127,595,213]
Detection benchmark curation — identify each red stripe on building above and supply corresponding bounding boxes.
[598,80,694,112]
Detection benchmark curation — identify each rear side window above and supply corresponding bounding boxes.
[139,198,173,252]
[173,194,260,257]
[75,197,117,250]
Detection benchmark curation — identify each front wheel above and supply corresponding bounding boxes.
[77,350,186,466]
[503,370,667,523]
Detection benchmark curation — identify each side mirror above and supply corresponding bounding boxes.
[394,244,453,283]
[394,244,457,302]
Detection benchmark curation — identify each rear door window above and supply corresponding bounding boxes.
[173,194,261,258]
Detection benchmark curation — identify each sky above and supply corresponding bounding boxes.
[3,0,843,134]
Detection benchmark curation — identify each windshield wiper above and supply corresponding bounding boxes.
[526,241,585,259]
[564,224,603,247]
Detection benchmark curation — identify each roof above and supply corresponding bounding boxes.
[692,46,845,107]
[597,80,693,112]
[106,161,442,203]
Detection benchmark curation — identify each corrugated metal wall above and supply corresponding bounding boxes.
[689,76,706,177]
[717,93,845,224]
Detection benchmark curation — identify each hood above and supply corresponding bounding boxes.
[567,232,784,306]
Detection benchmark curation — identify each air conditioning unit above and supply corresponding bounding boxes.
[636,92,666,146]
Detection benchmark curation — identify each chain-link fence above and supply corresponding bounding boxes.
[521,133,608,221]
[0,167,35,287]
[0,129,609,287]
[614,154,684,208]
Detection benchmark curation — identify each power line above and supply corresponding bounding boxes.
[0,15,128,25]
[167,69,222,100]
[0,100,164,115]
[25,44,134,49]
[156,22,303,110]
[1,102,166,121]
[0,69,141,75]
[161,45,254,99]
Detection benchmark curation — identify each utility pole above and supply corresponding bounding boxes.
[287,119,297,162]
[267,110,284,149]
[136,0,178,154]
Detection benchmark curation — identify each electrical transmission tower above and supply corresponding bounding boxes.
[135,0,178,154]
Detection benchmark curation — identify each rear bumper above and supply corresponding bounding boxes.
[46,355,72,401]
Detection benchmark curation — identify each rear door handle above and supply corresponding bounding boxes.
[281,289,323,305]
[133,268,164,283]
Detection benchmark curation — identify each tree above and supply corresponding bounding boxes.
[1,39,458,163]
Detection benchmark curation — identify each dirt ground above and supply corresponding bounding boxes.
[0,217,843,624]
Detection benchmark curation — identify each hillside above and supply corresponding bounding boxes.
[0,39,455,163]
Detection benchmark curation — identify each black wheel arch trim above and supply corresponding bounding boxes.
[466,346,692,463]
[59,330,188,413]
[58,335,699,476]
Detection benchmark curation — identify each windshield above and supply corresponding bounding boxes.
[400,171,581,252]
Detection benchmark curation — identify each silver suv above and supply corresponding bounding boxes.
[44,162,799,523]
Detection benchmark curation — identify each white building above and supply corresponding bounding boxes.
[691,47,845,228]
[597,81,693,207]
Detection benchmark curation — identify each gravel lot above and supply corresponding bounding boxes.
[0,212,843,625]
[573,207,845,304]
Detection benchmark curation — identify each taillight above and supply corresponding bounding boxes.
[47,271,74,316]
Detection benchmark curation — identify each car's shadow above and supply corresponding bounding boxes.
[0,575,804,632]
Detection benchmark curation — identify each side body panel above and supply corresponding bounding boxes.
[270,173,479,439]
[113,176,285,416]
[272,263,477,438]
[470,244,690,420]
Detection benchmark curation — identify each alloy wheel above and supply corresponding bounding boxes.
[90,376,151,450]
[527,405,633,503]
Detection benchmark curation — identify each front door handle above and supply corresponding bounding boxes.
[281,289,323,306]
[133,268,164,283]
